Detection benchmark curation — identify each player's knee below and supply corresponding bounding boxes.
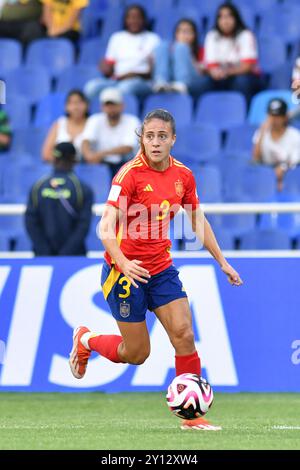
[127,348,150,365]
[171,325,195,349]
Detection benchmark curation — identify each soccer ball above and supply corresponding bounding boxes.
[166,373,214,420]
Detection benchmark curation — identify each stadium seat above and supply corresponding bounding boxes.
[242,165,277,202]
[193,165,222,202]
[269,62,294,90]
[174,124,221,164]
[3,163,50,202]
[153,6,202,41]
[224,124,257,155]
[233,0,277,15]
[259,5,300,44]
[283,167,300,195]
[0,234,10,251]
[56,65,100,93]
[78,37,107,65]
[26,39,75,79]
[258,36,286,75]
[240,228,291,250]
[0,39,22,72]
[14,232,32,251]
[34,93,66,128]
[195,92,247,131]
[143,94,193,126]
[3,95,31,129]
[5,66,51,106]
[11,127,48,158]
[90,93,139,116]
[221,156,250,201]
[208,226,235,250]
[98,7,123,44]
[81,7,103,39]
[75,165,111,202]
[0,214,24,239]
[86,216,105,251]
[258,193,300,238]
[248,90,297,126]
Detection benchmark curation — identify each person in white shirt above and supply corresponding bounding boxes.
[84,5,160,100]
[202,2,262,103]
[253,98,300,191]
[81,87,141,179]
[42,89,89,162]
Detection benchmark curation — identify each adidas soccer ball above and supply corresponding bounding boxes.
[166,373,214,420]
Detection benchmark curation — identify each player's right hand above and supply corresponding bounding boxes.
[119,259,151,288]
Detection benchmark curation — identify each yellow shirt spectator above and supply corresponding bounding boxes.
[41,0,88,33]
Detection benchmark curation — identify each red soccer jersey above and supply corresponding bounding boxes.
[104,153,199,275]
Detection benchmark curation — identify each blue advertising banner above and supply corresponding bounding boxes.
[0,256,299,392]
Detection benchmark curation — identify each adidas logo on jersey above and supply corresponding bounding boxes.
[143,184,153,191]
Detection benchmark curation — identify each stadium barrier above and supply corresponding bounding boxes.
[0,255,299,392]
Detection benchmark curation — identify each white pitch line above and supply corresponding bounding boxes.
[271,425,300,430]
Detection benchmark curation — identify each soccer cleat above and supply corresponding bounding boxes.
[69,326,91,379]
[180,417,222,431]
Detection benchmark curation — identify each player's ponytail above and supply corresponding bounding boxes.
[136,109,176,155]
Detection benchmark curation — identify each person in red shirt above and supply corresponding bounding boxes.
[69,109,243,431]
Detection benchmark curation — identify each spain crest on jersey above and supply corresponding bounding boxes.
[175,180,184,197]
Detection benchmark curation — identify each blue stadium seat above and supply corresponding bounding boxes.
[5,66,51,105]
[248,90,297,125]
[221,213,257,239]
[79,37,107,65]
[193,165,222,202]
[258,193,300,238]
[0,39,22,72]
[259,5,300,44]
[269,62,294,90]
[56,65,100,93]
[14,232,32,251]
[90,93,139,116]
[240,228,291,250]
[11,127,48,158]
[153,6,202,41]
[221,156,250,201]
[3,163,50,202]
[174,124,221,164]
[232,0,277,15]
[3,95,31,129]
[242,165,277,202]
[283,167,300,195]
[75,164,111,202]
[34,93,66,128]
[224,124,256,156]
[81,7,103,39]
[98,7,123,44]
[86,215,105,251]
[0,213,24,239]
[195,92,247,131]
[26,39,75,79]
[143,94,193,126]
[258,36,286,74]
[209,226,235,250]
[295,234,300,250]
[0,234,10,251]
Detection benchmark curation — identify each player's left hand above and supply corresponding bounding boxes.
[221,262,243,286]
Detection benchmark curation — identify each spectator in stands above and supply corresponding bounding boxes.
[153,18,207,95]
[84,5,160,100]
[202,2,261,103]
[81,87,140,180]
[25,142,93,256]
[40,0,88,43]
[253,98,300,191]
[0,107,11,152]
[0,0,44,46]
[42,90,89,163]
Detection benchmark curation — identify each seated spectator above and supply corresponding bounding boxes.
[153,18,207,95]
[40,0,88,43]
[0,0,44,46]
[0,106,12,152]
[253,98,300,191]
[42,90,89,163]
[202,2,262,103]
[82,87,140,179]
[84,5,160,99]
[25,142,93,256]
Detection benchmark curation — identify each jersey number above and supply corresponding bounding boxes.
[118,277,131,298]
[156,199,170,221]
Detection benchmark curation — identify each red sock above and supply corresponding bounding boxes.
[88,335,124,363]
[175,351,201,376]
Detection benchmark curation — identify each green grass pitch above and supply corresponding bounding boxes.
[0,393,300,450]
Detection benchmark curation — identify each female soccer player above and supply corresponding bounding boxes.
[69,109,243,431]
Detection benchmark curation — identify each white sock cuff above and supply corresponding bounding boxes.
[80,332,92,350]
